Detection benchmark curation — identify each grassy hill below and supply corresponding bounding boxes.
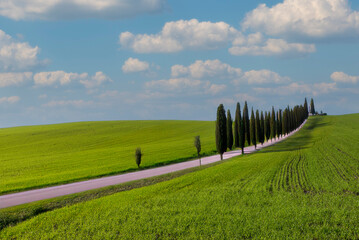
[0,120,215,194]
[1,114,358,239]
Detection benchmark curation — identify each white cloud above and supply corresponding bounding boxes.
[33,71,111,88]
[242,0,359,40]
[145,77,226,96]
[205,84,226,95]
[80,71,112,88]
[34,71,88,86]
[229,37,316,56]
[171,59,241,79]
[122,57,149,73]
[0,0,166,20]
[331,71,359,84]
[0,30,42,71]
[0,96,20,104]
[254,82,338,96]
[145,78,203,91]
[236,69,291,85]
[43,100,93,108]
[0,72,32,87]
[119,19,239,53]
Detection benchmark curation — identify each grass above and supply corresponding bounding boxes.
[0,120,215,194]
[1,114,359,239]
[0,162,220,231]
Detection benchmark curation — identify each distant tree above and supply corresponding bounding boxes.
[250,108,257,149]
[194,135,202,166]
[240,114,245,154]
[270,107,276,141]
[310,98,315,115]
[304,98,309,118]
[265,111,270,142]
[282,109,288,136]
[255,110,261,147]
[260,111,265,145]
[234,103,241,148]
[216,104,227,160]
[227,109,233,150]
[277,109,282,138]
[135,147,142,168]
[243,101,250,146]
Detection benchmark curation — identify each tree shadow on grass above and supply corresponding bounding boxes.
[258,117,330,154]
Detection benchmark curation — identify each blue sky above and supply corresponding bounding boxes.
[0,0,358,127]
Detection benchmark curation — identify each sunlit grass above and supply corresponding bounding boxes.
[2,114,359,239]
[0,120,215,194]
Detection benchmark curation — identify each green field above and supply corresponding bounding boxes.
[1,114,358,239]
[0,120,216,194]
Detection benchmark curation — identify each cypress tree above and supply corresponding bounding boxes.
[278,109,282,137]
[310,98,315,115]
[260,111,265,145]
[250,108,257,149]
[304,98,308,118]
[239,115,245,154]
[216,104,227,160]
[243,101,250,146]
[227,109,233,150]
[282,109,288,136]
[265,111,271,142]
[270,107,276,141]
[255,110,261,147]
[234,103,241,148]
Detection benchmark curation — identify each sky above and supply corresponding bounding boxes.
[0,0,358,127]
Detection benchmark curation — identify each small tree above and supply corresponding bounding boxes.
[240,114,245,154]
[216,104,227,160]
[194,136,202,166]
[250,108,257,149]
[260,111,265,145]
[135,147,142,168]
[227,109,233,150]
[243,101,250,146]
[270,107,276,141]
[255,110,261,147]
[310,98,315,115]
[234,102,241,148]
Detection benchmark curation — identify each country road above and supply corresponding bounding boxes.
[0,120,306,209]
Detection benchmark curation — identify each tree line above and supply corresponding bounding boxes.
[215,98,313,160]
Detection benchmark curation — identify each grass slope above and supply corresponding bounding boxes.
[0,120,215,194]
[1,114,359,239]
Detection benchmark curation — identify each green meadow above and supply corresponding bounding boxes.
[0,120,215,194]
[1,114,358,239]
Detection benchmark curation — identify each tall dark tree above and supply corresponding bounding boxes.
[270,107,276,141]
[255,110,261,147]
[260,111,265,145]
[194,136,201,166]
[243,101,250,146]
[282,109,288,136]
[278,109,282,138]
[304,98,309,118]
[227,109,233,150]
[234,102,241,148]
[216,104,227,160]
[250,108,257,149]
[276,110,281,138]
[239,116,245,154]
[265,111,271,142]
[310,98,315,115]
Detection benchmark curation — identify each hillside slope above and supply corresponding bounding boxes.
[0,120,215,194]
[2,114,359,239]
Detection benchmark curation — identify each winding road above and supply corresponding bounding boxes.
[0,120,306,209]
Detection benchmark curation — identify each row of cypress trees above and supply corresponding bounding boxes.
[216,98,311,160]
